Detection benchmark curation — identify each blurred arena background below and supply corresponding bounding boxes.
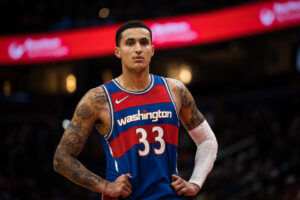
[0,0,300,199]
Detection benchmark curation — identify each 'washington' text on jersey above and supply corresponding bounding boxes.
[117,109,172,126]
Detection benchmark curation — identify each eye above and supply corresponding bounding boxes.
[140,40,149,46]
[126,41,134,46]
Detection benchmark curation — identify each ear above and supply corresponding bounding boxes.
[114,47,121,59]
[151,45,155,57]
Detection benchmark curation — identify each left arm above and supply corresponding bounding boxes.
[167,78,218,196]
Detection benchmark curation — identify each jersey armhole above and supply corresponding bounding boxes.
[162,78,180,127]
[101,85,114,140]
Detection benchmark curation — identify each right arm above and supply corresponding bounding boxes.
[167,78,218,196]
[53,87,132,197]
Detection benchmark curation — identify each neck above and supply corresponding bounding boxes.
[117,69,150,91]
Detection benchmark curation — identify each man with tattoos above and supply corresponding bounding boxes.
[53,20,218,199]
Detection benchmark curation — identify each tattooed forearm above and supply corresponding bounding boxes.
[54,150,103,188]
[70,159,103,187]
[83,173,103,187]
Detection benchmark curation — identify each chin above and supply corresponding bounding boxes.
[129,64,148,73]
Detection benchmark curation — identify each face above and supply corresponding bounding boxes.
[115,28,154,73]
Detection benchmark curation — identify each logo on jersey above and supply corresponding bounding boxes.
[117,109,172,126]
[115,96,129,104]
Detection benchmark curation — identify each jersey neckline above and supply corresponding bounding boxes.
[112,74,154,94]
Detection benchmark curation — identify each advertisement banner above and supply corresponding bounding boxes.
[0,0,299,65]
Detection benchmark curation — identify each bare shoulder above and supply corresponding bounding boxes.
[164,78,182,111]
[165,77,190,107]
[165,78,188,97]
[165,77,184,90]
[82,86,111,136]
[85,86,108,109]
[165,78,185,100]
[73,86,109,124]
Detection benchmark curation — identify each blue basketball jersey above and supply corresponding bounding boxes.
[99,75,183,200]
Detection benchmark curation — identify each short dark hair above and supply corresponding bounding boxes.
[115,20,152,47]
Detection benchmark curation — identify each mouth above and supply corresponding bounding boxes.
[133,56,144,61]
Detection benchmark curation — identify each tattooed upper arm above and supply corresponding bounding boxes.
[169,78,204,130]
[57,87,108,156]
[76,104,94,119]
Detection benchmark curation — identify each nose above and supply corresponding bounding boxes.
[134,43,142,54]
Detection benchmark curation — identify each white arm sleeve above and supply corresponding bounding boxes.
[188,120,218,188]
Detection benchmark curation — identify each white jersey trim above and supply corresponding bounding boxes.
[162,77,179,127]
[112,74,154,94]
[101,85,114,140]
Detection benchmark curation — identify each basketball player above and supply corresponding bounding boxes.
[53,20,218,199]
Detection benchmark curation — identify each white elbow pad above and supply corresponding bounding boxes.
[188,120,218,188]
